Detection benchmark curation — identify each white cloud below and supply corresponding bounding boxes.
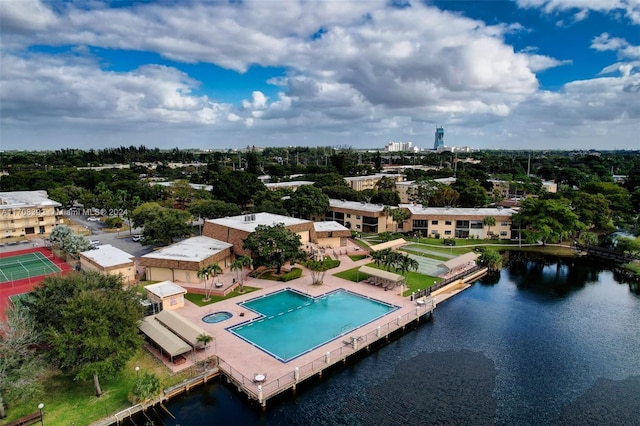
[516,0,640,24]
[0,0,638,150]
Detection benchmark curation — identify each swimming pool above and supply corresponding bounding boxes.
[229,288,398,362]
[202,311,233,324]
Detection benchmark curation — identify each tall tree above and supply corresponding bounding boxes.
[242,224,305,274]
[24,272,143,397]
[0,304,44,419]
[285,185,330,219]
[230,255,252,293]
[189,199,241,219]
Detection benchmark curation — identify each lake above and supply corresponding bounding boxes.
[129,255,640,425]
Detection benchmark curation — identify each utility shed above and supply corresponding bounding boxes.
[144,281,187,311]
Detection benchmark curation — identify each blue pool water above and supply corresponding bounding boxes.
[202,311,233,324]
[230,289,398,362]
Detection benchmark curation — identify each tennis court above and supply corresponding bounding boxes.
[0,251,61,283]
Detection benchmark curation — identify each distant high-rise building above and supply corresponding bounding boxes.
[434,127,444,150]
[385,141,414,152]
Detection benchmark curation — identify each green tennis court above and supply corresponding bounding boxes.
[0,252,61,283]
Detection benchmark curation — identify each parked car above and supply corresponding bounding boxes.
[89,240,100,248]
[132,235,142,242]
[87,216,101,222]
[443,239,456,246]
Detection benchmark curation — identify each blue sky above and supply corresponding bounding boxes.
[1,0,639,151]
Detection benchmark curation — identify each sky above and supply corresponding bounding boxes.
[1,0,639,152]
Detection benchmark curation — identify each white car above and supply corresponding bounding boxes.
[87,216,101,222]
[132,235,142,242]
[89,240,100,247]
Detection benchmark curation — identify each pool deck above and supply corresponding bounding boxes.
[152,248,482,407]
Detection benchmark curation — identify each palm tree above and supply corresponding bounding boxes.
[196,333,213,368]
[483,216,496,238]
[197,266,212,300]
[206,264,223,300]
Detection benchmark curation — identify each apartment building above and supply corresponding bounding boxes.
[396,177,457,203]
[402,204,518,239]
[0,191,61,238]
[264,181,315,191]
[344,173,404,191]
[321,199,395,234]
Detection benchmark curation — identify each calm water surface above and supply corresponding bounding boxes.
[133,256,640,425]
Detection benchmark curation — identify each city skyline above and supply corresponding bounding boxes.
[1,0,639,151]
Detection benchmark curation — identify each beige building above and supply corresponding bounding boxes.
[140,236,233,283]
[313,221,351,248]
[264,181,315,191]
[144,281,187,311]
[203,213,315,257]
[396,177,457,203]
[344,173,403,191]
[79,244,136,284]
[402,205,518,239]
[321,199,395,234]
[0,191,61,238]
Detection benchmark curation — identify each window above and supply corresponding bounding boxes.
[346,214,351,218]
[431,220,438,225]
[356,215,361,219]
[500,231,507,236]
[444,230,452,235]
[431,230,438,235]
[413,219,428,228]
[445,221,452,226]
[356,224,361,229]
[456,220,470,228]
[501,222,508,226]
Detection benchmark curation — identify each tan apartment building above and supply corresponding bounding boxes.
[79,244,137,284]
[203,213,315,257]
[264,181,315,191]
[402,205,518,239]
[344,173,404,191]
[140,236,233,283]
[396,177,457,204]
[321,199,395,234]
[0,191,61,238]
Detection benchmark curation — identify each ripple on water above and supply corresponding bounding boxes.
[344,349,498,426]
[555,375,640,425]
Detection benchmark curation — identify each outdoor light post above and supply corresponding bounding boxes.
[135,366,140,379]
[38,403,44,426]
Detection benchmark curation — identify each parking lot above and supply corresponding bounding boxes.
[69,216,153,258]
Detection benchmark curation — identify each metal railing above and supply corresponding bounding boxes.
[217,303,434,404]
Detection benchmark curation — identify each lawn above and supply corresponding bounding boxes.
[184,286,260,306]
[4,349,192,426]
[348,254,369,261]
[333,262,441,296]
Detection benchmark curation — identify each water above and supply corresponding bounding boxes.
[130,256,640,425]
[201,311,233,324]
[231,289,397,361]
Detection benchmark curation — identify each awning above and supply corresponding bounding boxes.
[359,265,406,284]
[369,238,407,252]
[139,317,191,358]
[442,252,478,271]
[155,309,210,348]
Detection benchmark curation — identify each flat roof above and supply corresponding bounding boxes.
[396,177,456,187]
[145,281,187,298]
[265,181,314,189]
[80,244,134,267]
[141,236,232,262]
[0,190,61,209]
[329,199,387,213]
[400,204,518,217]
[344,173,401,182]
[206,212,311,232]
[313,221,350,233]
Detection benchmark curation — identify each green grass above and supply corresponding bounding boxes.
[625,261,640,276]
[333,263,441,296]
[260,267,303,282]
[184,286,260,306]
[3,349,192,426]
[348,254,368,261]
[352,238,372,250]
